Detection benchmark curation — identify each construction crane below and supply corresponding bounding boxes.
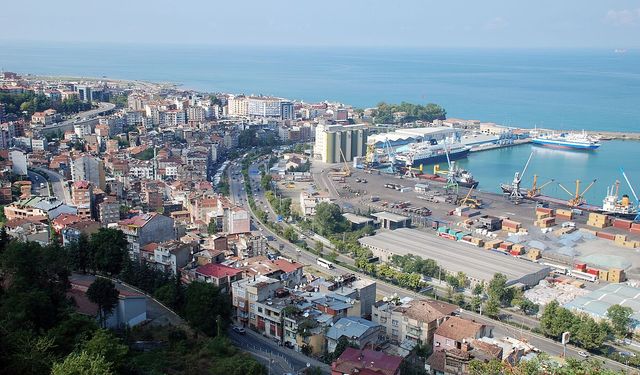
[338,147,352,177]
[620,168,640,221]
[558,179,597,206]
[527,174,555,198]
[457,185,482,209]
[403,164,422,179]
[509,151,534,202]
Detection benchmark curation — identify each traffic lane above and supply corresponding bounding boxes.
[228,329,306,371]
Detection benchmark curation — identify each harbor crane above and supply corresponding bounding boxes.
[621,168,640,221]
[338,147,352,177]
[443,140,458,193]
[509,151,534,202]
[527,174,555,198]
[457,185,482,209]
[558,179,597,207]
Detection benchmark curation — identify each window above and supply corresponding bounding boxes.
[257,307,263,313]
[392,319,399,327]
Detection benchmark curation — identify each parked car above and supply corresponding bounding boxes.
[232,326,246,335]
[577,351,589,358]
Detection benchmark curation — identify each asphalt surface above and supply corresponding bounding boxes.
[41,102,116,133]
[27,170,50,196]
[31,166,71,204]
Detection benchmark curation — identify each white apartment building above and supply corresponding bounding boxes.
[227,95,249,117]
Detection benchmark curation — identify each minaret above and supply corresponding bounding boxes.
[153,146,159,180]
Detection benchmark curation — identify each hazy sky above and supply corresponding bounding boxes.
[1,0,639,48]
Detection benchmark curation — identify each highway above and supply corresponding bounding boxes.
[227,155,637,374]
[41,102,116,134]
[27,170,51,197]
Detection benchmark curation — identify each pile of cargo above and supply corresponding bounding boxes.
[586,213,612,228]
[555,208,574,221]
[502,219,522,233]
[524,279,589,307]
[574,263,625,283]
[613,234,640,249]
[454,205,480,218]
[525,248,541,261]
[534,207,556,228]
[484,239,503,250]
[460,235,484,247]
[611,218,640,235]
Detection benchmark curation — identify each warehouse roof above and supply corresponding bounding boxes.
[342,213,374,225]
[564,283,640,328]
[358,228,549,286]
[372,211,409,222]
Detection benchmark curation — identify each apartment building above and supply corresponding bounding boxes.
[118,212,175,260]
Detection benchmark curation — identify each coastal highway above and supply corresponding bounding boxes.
[40,102,116,134]
[228,157,637,374]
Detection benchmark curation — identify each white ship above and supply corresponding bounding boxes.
[395,139,471,167]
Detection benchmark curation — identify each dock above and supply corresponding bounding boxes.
[469,138,530,153]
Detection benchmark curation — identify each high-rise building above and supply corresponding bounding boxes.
[227,95,248,117]
[71,180,94,220]
[314,123,367,163]
[71,155,106,190]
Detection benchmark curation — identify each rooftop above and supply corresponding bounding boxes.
[196,263,242,279]
[343,213,375,225]
[326,316,381,341]
[371,211,409,222]
[434,316,484,341]
[332,347,403,375]
[564,283,640,327]
[358,228,549,285]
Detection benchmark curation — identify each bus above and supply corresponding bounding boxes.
[317,257,335,269]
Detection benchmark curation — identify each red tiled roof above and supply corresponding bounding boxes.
[141,242,159,253]
[196,263,242,279]
[52,213,82,227]
[332,348,403,375]
[273,259,303,274]
[72,180,91,189]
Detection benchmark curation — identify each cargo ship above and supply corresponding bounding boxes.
[600,182,638,219]
[395,139,470,167]
[531,131,600,150]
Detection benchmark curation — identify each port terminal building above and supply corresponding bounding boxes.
[367,127,462,149]
[358,228,550,287]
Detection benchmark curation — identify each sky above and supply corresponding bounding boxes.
[1,0,640,48]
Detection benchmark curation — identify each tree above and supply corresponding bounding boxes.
[184,282,230,336]
[90,228,128,275]
[607,304,633,338]
[332,336,358,360]
[208,218,218,235]
[456,271,468,289]
[483,297,500,318]
[446,275,460,290]
[51,351,114,375]
[313,202,346,235]
[260,174,273,191]
[314,240,324,255]
[572,315,607,351]
[86,278,119,328]
[283,226,298,242]
[472,282,484,296]
[66,233,92,273]
[83,329,128,372]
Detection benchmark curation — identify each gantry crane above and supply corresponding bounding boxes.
[558,179,597,207]
[527,174,555,198]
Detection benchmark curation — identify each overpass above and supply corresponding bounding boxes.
[40,102,116,135]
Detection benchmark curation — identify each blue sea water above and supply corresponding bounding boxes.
[1,42,640,203]
[1,42,639,132]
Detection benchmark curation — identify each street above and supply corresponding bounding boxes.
[27,170,50,197]
[31,166,71,204]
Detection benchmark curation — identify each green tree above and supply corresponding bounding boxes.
[483,297,500,318]
[260,174,273,191]
[90,228,128,275]
[487,273,509,305]
[66,233,92,273]
[572,315,607,351]
[83,329,128,371]
[607,304,633,338]
[51,351,114,375]
[184,282,230,336]
[86,278,119,328]
[283,226,298,242]
[472,282,484,296]
[446,275,460,290]
[314,240,324,255]
[313,202,346,235]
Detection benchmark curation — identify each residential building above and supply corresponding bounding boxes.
[227,95,248,117]
[331,348,403,375]
[194,263,243,293]
[118,213,175,260]
[314,123,367,163]
[61,220,101,246]
[31,109,59,125]
[9,149,27,175]
[4,196,76,221]
[153,240,195,275]
[433,316,493,352]
[372,299,458,346]
[326,316,384,353]
[71,180,94,220]
[231,276,282,327]
[71,155,106,190]
[225,206,251,234]
[299,190,333,216]
[98,197,120,226]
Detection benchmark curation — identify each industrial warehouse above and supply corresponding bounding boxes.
[358,227,550,287]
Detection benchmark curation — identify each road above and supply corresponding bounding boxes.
[227,155,637,374]
[27,170,50,197]
[41,102,116,134]
[31,166,71,204]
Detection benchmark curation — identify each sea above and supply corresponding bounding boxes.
[1,42,640,204]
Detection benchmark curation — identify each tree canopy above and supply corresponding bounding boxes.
[374,102,446,124]
[313,202,347,236]
[86,279,119,328]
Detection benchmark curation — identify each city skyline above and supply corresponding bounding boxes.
[1,0,640,48]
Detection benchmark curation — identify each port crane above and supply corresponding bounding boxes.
[338,147,352,177]
[443,140,458,193]
[457,185,482,209]
[527,174,555,198]
[620,168,640,221]
[508,151,534,202]
[383,138,397,174]
[403,164,422,179]
[558,179,596,207]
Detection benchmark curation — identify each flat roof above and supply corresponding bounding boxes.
[372,211,409,222]
[343,213,374,225]
[358,228,548,285]
[564,283,640,327]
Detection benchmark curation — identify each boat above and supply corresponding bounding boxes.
[433,162,478,188]
[601,184,637,219]
[395,138,470,167]
[531,131,600,150]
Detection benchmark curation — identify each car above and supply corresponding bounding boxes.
[232,326,246,334]
[577,351,589,358]
[619,351,637,358]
